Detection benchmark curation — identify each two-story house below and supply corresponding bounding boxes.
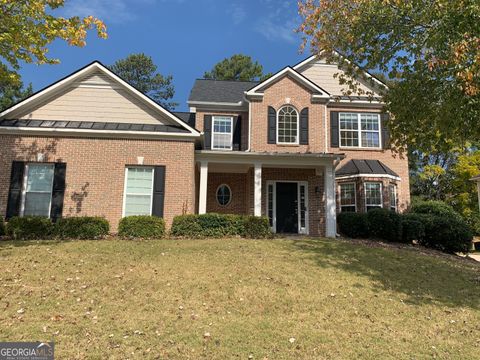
[0,55,409,237]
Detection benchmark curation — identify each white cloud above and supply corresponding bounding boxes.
[254,1,300,43]
[227,3,247,25]
[61,0,157,23]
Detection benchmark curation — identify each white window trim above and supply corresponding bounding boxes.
[276,106,300,145]
[364,182,383,210]
[266,180,309,235]
[20,163,55,218]
[216,184,232,206]
[339,112,382,149]
[122,167,155,218]
[211,116,233,151]
[339,182,357,212]
[389,184,398,212]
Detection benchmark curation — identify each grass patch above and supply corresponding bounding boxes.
[0,238,479,359]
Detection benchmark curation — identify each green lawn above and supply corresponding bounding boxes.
[0,238,479,359]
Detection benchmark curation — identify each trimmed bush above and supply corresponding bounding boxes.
[0,217,5,236]
[410,200,462,220]
[367,208,402,242]
[418,214,472,254]
[170,213,246,238]
[6,216,54,240]
[337,212,369,238]
[399,213,425,244]
[54,217,110,240]
[243,216,272,238]
[118,216,166,239]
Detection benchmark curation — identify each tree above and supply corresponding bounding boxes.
[298,0,480,153]
[204,54,272,81]
[109,54,177,110]
[0,65,33,111]
[0,1,107,83]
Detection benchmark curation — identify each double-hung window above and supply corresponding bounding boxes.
[212,116,233,150]
[339,113,381,148]
[21,163,55,217]
[365,182,382,211]
[277,106,299,144]
[389,184,397,212]
[339,183,356,212]
[123,167,154,216]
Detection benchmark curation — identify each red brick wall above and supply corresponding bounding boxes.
[206,172,248,214]
[326,106,410,212]
[250,76,327,153]
[0,135,196,231]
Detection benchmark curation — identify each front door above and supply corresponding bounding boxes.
[275,182,298,233]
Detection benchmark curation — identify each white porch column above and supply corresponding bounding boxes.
[324,164,337,238]
[254,162,262,216]
[199,161,208,214]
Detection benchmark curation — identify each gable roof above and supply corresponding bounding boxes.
[336,159,400,179]
[245,67,330,99]
[188,79,258,105]
[293,52,388,92]
[0,61,200,137]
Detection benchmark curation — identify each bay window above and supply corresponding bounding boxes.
[340,183,356,212]
[389,184,397,212]
[365,182,382,211]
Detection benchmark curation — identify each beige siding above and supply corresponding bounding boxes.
[299,60,381,96]
[18,71,174,125]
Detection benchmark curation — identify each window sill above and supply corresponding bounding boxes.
[276,143,300,147]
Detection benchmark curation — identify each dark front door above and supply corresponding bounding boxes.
[276,182,298,233]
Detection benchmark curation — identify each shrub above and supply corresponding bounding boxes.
[418,214,472,253]
[118,216,166,239]
[0,218,5,236]
[463,211,480,236]
[54,217,110,240]
[367,208,402,242]
[399,213,426,244]
[410,200,462,220]
[337,212,369,238]
[171,213,246,238]
[243,216,272,238]
[6,216,54,240]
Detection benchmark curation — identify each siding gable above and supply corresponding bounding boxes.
[17,70,175,125]
[298,59,382,97]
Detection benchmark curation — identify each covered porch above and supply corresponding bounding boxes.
[195,151,343,237]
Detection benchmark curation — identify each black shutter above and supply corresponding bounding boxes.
[381,113,390,149]
[300,107,309,145]
[152,166,166,218]
[330,111,339,148]
[204,115,212,150]
[6,161,25,219]
[50,163,66,222]
[268,106,276,144]
[232,115,242,151]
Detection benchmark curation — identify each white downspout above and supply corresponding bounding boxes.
[246,95,252,152]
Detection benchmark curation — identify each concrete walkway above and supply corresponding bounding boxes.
[468,254,480,262]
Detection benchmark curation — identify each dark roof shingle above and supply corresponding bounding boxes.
[188,79,258,103]
[336,159,399,177]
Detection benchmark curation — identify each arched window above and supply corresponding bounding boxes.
[216,184,232,206]
[277,106,299,144]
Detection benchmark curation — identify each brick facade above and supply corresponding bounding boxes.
[206,172,248,214]
[0,135,196,231]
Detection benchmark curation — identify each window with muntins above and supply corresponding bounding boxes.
[340,113,380,148]
[21,163,54,217]
[212,116,233,150]
[277,106,298,144]
[365,182,382,211]
[389,184,397,212]
[124,167,154,216]
[340,183,356,212]
[216,184,231,206]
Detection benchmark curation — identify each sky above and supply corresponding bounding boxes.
[18,0,312,112]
